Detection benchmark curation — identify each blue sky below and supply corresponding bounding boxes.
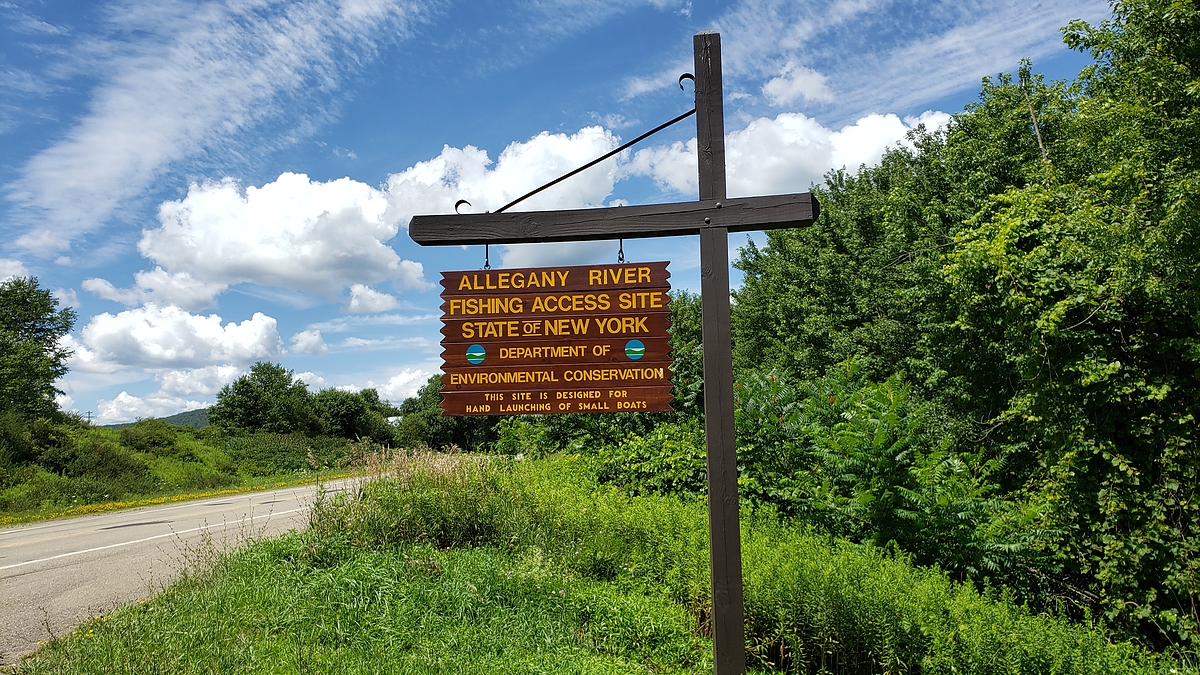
[0,0,1109,423]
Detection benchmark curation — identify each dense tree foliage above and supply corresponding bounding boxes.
[0,277,75,423]
[724,0,1200,648]
[209,362,400,443]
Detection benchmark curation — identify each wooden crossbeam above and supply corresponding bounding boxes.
[408,193,819,245]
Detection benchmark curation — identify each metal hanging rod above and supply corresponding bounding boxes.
[494,105,697,214]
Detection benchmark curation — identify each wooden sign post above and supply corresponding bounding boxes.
[410,32,819,675]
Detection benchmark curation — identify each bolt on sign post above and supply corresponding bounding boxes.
[439,262,675,415]
[409,32,819,675]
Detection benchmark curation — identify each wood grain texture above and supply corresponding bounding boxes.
[696,30,747,675]
[409,193,818,246]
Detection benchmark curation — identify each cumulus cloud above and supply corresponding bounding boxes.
[385,126,626,268]
[295,371,328,389]
[290,329,329,355]
[141,173,429,298]
[626,110,951,198]
[51,288,80,309]
[97,391,208,425]
[75,304,282,371]
[0,258,29,280]
[83,268,226,310]
[368,368,432,403]
[762,61,834,106]
[8,0,427,249]
[386,126,621,220]
[347,284,399,314]
[156,365,241,396]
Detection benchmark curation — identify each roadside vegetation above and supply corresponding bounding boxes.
[17,454,1190,674]
[5,0,1200,671]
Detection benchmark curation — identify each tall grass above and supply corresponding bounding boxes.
[18,453,1194,674]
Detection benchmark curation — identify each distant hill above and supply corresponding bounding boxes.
[160,408,208,428]
[104,408,209,429]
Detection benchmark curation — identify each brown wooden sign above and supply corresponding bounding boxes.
[438,261,674,415]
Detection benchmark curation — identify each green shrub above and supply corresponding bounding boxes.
[307,455,1186,675]
[597,419,707,498]
[118,419,179,454]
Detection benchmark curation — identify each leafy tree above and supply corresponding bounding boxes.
[727,0,1200,647]
[312,387,400,442]
[208,362,321,435]
[394,375,496,451]
[0,277,76,422]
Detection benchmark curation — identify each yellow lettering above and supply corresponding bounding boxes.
[458,276,472,291]
[589,269,602,285]
[557,270,568,286]
[498,273,510,289]
[512,272,525,288]
[639,267,650,283]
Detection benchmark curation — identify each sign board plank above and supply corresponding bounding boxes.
[442,262,670,294]
[440,312,672,342]
[440,288,670,318]
[440,337,673,367]
[443,362,672,391]
[442,387,674,415]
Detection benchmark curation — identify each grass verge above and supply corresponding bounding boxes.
[15,452,1197,674]
[0,468,359,529]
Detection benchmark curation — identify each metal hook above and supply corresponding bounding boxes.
[618,238,625,264]
[678,73,695,91]
[484,243,490,270]
[455,199,471,214]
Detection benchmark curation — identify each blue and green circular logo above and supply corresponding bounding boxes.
[624,339,645,360]
[465,344,486,365]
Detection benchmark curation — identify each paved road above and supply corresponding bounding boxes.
[0,478,359,665]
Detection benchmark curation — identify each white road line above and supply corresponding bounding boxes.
[0,507,305,572]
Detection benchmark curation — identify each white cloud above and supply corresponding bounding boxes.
[295,371,328,389]
[0,258,29,280]
[368,368,431,403]
[762,61,834,106]
[8,0,427,249]
[385,126,622,221]
[290,329,329,355]
[386,125,627,268]
[55,394,75,412]
[339,336,431,351]
[77,304,283,370]
[51,288,81,309]
[141,173,429,298]
[623,139,698,195]
[83,268,226,311]
[626,110,950,198]
[97,391,208,425]
[156,365,241,397]
[347,284,399,314]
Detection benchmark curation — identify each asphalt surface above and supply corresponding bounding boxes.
[0,478,358,665]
